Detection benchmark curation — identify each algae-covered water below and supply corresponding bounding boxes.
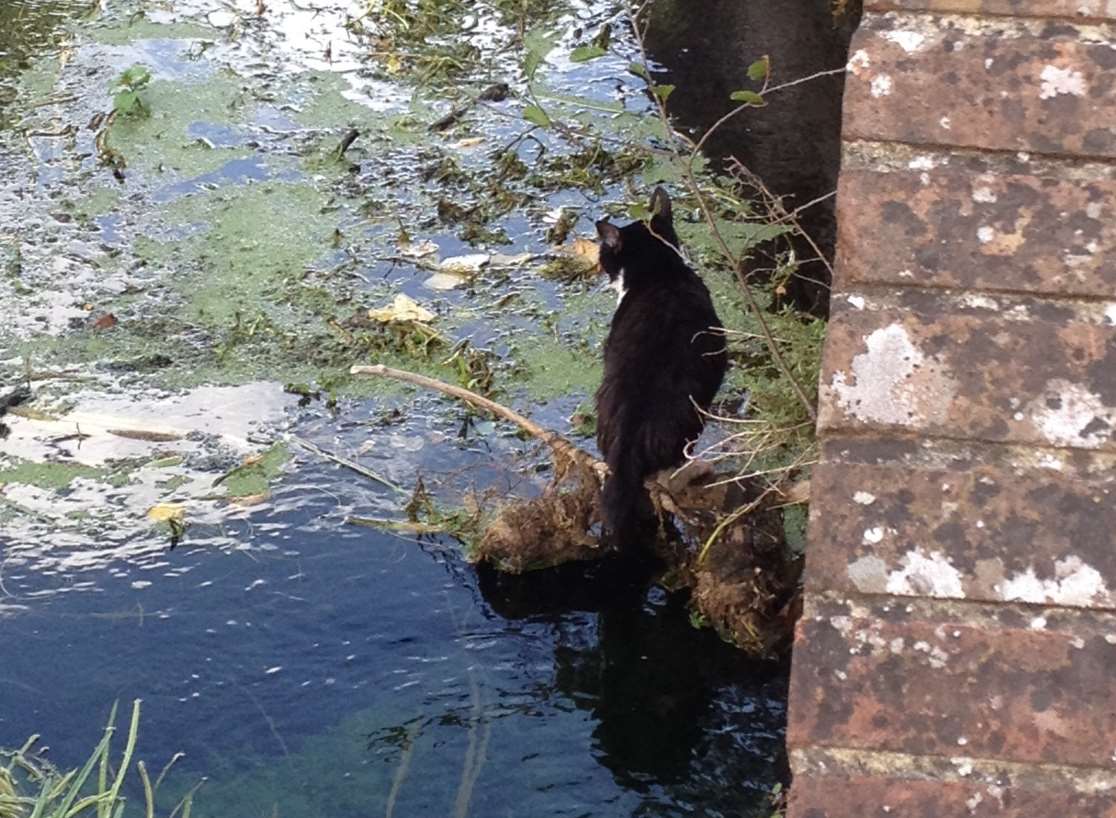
[0,1,789,815]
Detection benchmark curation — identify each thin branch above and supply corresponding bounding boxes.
[292,435,406,494]
[349,364,600,471]
[726,157,836,287]
[627,2,817,420]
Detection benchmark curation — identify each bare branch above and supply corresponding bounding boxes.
[627,1,818,420]
[349,364,602,473]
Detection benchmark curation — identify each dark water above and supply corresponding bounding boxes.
[645,0,860,316]
[0,1,789,816]
[0,453,787,817]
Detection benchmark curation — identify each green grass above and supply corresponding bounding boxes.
[0,701,199,818]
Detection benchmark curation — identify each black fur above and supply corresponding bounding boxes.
[594,188,727,548]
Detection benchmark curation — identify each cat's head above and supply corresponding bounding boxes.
[595,187,681,285]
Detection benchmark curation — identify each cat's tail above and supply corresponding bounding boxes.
[601,435,656,549]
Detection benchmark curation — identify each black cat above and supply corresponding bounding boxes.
[594,188,727,548]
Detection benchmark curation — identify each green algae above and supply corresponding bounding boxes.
[88,17,215,46]
[221,441,289,497]
[145,180,335,324]
[104,73,255,177]
[11,52,62,101]
[291,71,385,131]
[516,336,601,402]
[69,185,122,221]
[0,459,105,490]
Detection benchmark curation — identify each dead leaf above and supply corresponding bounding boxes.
[399,239,439,259]
[148,503,186,523]
[566,237,599,269]
[368,294,436,324]
[92,313,118,331]
[490,252,536,267]
[423,272,467,290]
[232,492,271,506]
[451,136,485,149]
[440,253,489,274]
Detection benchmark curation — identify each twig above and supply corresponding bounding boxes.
[430,82,509,131]
[346,516,446,534]
[453,667,491,818]
[24,93,78,110]
[292,435,406,494]
[334,127,359,159]
[385,717,423,818]
[726,157,835,287]
[349,364,599,471]
[627,2,819,420]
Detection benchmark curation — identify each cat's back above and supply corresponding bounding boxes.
[604,269,721,366]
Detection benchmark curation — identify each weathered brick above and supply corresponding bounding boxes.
[845,13,1116,158]
[818,291,1116,451]
[867,0,1116,22]
[805,459,1116,608]
[838,143,1116,297]
[787,596,1116,768]
[790,771,1116,818]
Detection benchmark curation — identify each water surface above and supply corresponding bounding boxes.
[0,1,788,815]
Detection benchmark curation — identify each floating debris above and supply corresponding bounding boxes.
[368,294,437,324]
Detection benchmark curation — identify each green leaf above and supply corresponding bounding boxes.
[651,83,675,102]
[628,62,650,80]
[523,29,556,81]
[120,64,151,89]
[627,202,651,221]
[114,90,139,114]
[524,50,544,81]
[747,55,770,83]
[569,44,607,63]
[522,104,551,128]
[592,23,611,50]
[730,89,765,106]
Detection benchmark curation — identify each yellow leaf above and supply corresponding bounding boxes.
[368,294,436,324]
[232,492,271,507]
[148,503,186,523]
[568,237,599,268]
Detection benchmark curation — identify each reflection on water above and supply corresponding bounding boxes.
[0,463,786,817]
[0,0,789,815]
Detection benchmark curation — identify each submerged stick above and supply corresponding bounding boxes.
[292,435,406,494]
[349,364,601,472]
[429,82,510,131]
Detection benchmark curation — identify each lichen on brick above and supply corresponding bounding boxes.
[1030,379,1115,448]
[829,323,957,428]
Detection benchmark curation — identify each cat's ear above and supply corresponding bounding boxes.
[596,220,622,252]
[649,187,673,230]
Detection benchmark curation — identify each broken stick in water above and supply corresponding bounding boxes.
[349,363,604,477]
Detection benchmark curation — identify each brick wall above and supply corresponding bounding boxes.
[787,2,1116,815]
